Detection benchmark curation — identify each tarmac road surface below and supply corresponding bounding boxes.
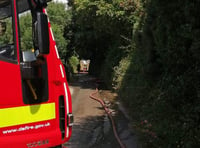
[64,74,138,148]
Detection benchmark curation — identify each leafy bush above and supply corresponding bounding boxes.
[69,56,79,73]
[47,2,71,61]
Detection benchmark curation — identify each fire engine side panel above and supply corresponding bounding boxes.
[0,120,62,148]
[0,61,23,107]
[0,101,64,147]
[45,15,73,142]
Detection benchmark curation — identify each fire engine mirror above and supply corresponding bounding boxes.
[0,21,6,36]
[35,12,49,54]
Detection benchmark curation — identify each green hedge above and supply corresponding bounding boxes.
[117,0,200,147]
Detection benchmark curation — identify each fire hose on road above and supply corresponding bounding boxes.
[89,88,126,148]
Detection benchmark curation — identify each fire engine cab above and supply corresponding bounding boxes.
[0,0,73,147]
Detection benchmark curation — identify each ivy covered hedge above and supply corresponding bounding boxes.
[118,0,200,147]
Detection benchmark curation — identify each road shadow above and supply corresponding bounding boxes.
[69,73,109,91]
[64,115,119,148]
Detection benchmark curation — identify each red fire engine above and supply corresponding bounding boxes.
[0,0,73,147]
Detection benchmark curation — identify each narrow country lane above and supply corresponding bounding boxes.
[64,74,138,148]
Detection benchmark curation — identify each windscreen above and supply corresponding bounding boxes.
[0,0,29,62]
[0,0,15,61]
[0,0,30,19]
[0,0,11,19]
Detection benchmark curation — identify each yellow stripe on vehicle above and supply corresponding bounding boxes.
[0,103,56,128]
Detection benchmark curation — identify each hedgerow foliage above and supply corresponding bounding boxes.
[67,0,200,147]
[119,0,200,147]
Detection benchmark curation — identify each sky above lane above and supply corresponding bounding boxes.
[53,0,67,4]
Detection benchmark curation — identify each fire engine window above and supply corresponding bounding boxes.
[18,11,34,52]
[0,1,16,62]
[17,1,49,104]
[17,0,35,53]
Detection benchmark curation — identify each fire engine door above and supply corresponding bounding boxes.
[0,0,23,107]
